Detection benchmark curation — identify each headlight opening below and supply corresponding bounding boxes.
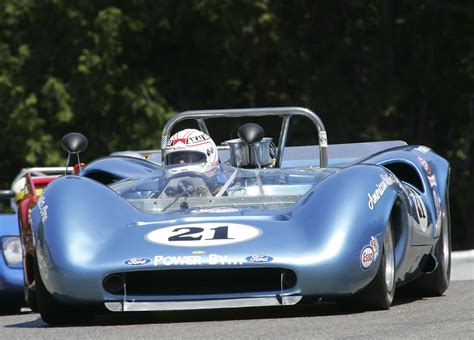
[1,236,22,268]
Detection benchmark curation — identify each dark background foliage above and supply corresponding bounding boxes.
[0,0,472,249]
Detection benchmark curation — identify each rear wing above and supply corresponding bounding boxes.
[12,167,72,202]
[112,141,407,168]
[278,141,407,168]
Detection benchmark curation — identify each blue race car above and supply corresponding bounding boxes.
[0,190,23,312]
[27,107,450,325]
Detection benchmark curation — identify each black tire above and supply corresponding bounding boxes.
[34,257,95,325]
[24,284,38,313]
[24,263,38,313]
[401,192,451,296]
[355,220,396,310]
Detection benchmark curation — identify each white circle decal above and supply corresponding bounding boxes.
[361,246,374,269]
[145,223,262,247]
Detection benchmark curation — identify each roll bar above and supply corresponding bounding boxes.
[161,107,328,168]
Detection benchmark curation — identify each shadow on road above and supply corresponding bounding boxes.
[5,294,428,328]
[0,306,29,317]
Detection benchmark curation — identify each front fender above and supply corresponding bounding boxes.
[291,164,404,290]
[32,176,143,300]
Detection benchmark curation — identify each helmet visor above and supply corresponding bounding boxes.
[166,151,207,165]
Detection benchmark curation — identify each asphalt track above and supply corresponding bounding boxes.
[0,279,472,339]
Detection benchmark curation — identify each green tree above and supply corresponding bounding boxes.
[0,0,472,249]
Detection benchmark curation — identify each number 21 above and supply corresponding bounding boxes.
[168,226,233,241]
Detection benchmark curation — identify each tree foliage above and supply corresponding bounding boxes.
[0,0,472,249]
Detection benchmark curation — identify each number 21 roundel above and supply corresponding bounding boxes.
[145,223,262,247]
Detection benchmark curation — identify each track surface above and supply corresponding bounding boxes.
[0,281,472,339]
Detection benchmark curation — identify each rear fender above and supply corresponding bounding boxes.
[79,156,160,184]
[366,146,450,239]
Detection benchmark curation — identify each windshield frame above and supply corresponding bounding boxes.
[110,164,335,214]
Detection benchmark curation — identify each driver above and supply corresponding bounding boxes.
[163,129,219,174]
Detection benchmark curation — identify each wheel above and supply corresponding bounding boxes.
[356,219,396,310]
[401,191,451,296]
[34,257,95,325]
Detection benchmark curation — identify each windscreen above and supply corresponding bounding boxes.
[110,164,335,213]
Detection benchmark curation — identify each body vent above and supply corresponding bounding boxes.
[384,162,424,192]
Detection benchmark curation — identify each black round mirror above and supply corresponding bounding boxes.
[61,132,88,154]
[238,123,265,144]
[0,190,15,200]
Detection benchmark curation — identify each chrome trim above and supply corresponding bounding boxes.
[384,221,395,293]
[161,107,328,168]
[442,209,450,271]
[105,295,303,312]
[276,116,291,167]
[197,118,210,136]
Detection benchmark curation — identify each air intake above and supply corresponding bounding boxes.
[103,268,297,295]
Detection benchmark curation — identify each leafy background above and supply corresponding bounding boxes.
[0,0,472,249]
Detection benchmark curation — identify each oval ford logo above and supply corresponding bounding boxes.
[145,223,262,247]
[124,257,151,266]
[246,255,273,263]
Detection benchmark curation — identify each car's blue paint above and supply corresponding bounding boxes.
[367,146,449,241]
[0,214,23,298]
[80,156,160,181]
[30,138,449,308]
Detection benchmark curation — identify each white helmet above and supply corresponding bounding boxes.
[164,129,218,174]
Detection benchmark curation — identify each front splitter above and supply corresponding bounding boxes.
[105,296,303,312]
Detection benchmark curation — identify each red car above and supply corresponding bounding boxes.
[13,167,70,311]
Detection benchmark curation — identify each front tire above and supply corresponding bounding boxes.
[23,259,38,313]
[356,219,396,310]
[24,283,38,313]
[34,257,95,325]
